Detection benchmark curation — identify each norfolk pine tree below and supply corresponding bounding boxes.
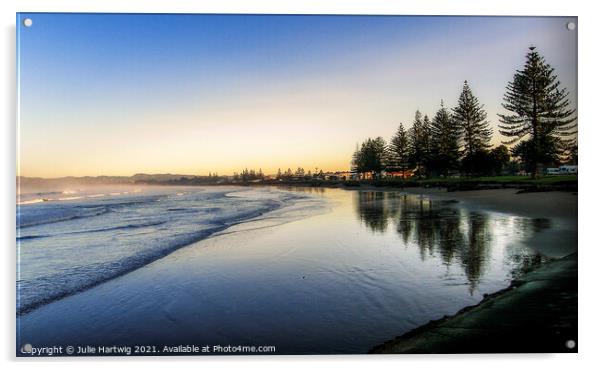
[498,46,577,177]
[388,122,411,180]
[409,111,430,177]
[430,101,461,176]
[421,114,432,175]
[452,81,493,175]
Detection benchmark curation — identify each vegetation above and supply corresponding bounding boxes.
[351,46,577,181]
[408,111,430,177]
[387,122,411,179]
[351,137,388,179]
[498,46,577,177]
[36,48,575,191]
[430,101,461,177]
[416,175,577,185]
[452,81,493,175]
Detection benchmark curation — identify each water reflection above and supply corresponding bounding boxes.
[355,191,390,233]
[461,213,490,292]
[353,191,549,293]
[277,186,326,195]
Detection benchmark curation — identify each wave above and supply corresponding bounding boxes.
[18,198,49,205]
[16,234,50,241]
[17,227,221,315]
[17,205,112,228]
[58,196,85,201]
[17,220,168,241]
[17,189,147,206]
[17,187,315,315]
[17,196,164,228]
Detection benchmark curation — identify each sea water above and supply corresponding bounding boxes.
[17,186,312,314]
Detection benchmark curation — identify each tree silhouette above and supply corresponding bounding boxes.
[409,111,431,177]
[430,101,461,176]
[388,122,411,180]
[452,81,492,175]
[498,46,577,176]
[354,137,387,179]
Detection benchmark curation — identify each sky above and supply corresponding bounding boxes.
[17,14,577,178]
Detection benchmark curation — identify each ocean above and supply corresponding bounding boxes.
[17,186,318,314]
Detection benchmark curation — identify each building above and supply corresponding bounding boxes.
[385,169,416,179]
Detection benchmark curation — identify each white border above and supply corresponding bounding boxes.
[2,1,600,369]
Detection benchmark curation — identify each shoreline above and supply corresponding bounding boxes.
[17,187,319,316]
[398,187,577,220]
[370,252,577,354]
[366,187,577,353]
[320,186,577,258]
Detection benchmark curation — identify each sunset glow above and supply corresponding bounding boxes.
[17,14,577,177]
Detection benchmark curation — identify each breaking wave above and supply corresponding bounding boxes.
[17,186,319,314]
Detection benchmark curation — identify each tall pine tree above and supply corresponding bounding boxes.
[498,46,577,176]
[409,110,429,177]
[430,101,461,176]
[354,137,387,179]
[388,122,411,179]
[452,81,492,175]
[453,81,492,156]
[421,114,432,175]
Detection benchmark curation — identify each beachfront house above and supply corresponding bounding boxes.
[385,169,416,179]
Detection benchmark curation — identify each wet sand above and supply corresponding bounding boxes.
[401,188,577,258]
[401,188,577,221]
[372,188,578,353]
[371,252,577,354]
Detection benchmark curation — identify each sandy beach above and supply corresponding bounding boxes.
[401,187,577,220]
[371,252,577,353]
[401,187,577,258]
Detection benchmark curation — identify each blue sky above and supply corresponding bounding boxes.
[17,14,577,177]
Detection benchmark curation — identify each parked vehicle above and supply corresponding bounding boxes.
[559,165,578,175]
[545,168,560,175]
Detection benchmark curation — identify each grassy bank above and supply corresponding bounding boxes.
[265,175,576,192]
[367,174,577,186]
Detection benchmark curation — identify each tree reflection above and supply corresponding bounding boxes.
[355,191,550,294]
[277,186,326,195]
[461,213,490,293]
[437,209,463,266]
[352,191,547,294]
[354,191,389,233]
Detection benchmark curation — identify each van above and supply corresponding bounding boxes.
[559,165,578,175]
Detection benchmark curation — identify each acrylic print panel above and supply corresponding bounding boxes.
[16,13,578,356]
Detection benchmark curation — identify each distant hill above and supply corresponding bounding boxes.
[17,173,201,187]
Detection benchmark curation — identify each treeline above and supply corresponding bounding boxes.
[233,167,333,181]
[352,47,577,179]
[233,168,265,182]
[275,167,328,180]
